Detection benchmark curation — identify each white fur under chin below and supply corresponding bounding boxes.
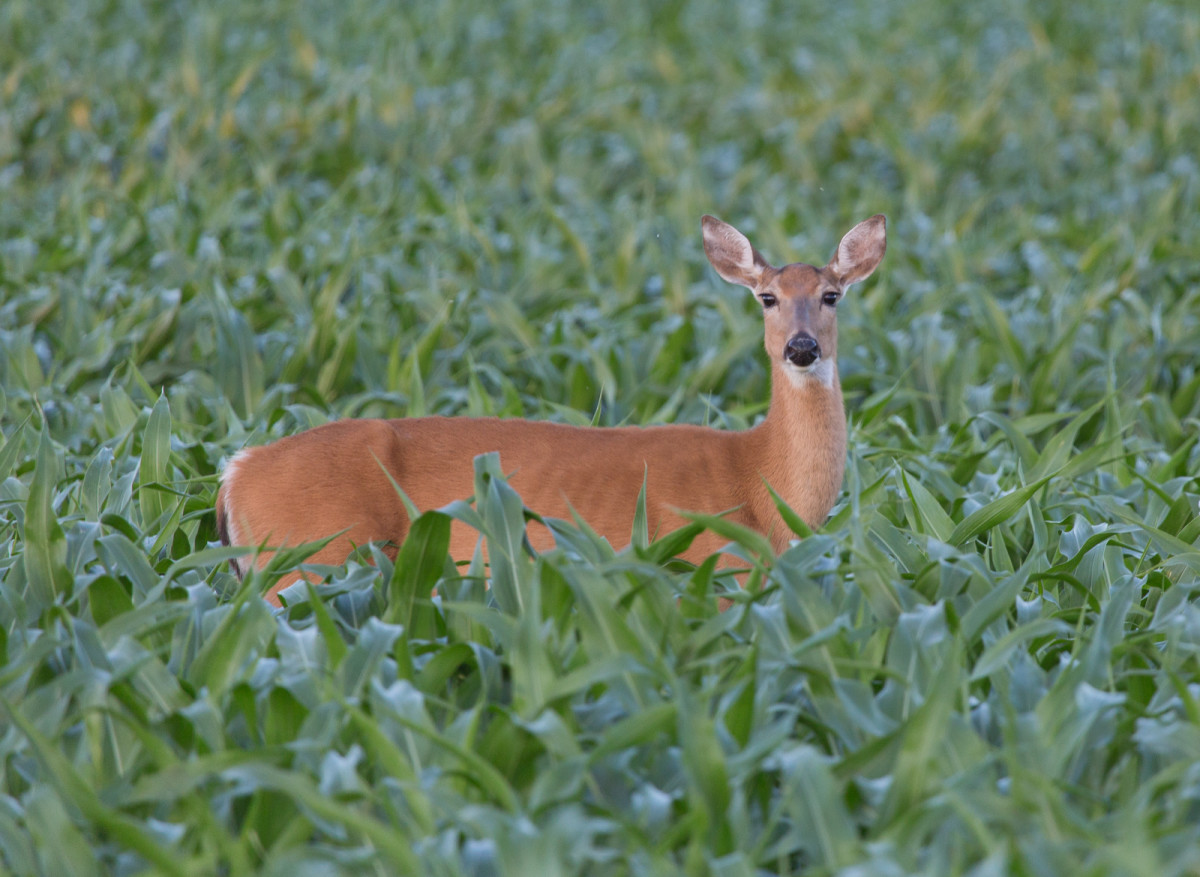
[781,358,835,388]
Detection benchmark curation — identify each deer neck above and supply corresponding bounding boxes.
[748,359,847,544]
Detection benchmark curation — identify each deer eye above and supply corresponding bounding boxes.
[821,291,840,307]
[759,293,778,309]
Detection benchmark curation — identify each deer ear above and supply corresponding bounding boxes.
[828,214,887,287]
[702,215,770,289]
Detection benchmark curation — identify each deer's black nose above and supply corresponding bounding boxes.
[785,334,820,368]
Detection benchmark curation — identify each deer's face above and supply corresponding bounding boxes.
[752,262,844,387]
[701,213,887,389]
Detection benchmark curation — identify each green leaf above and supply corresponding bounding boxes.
[878,640,963,827]
[338,617,403,698]
[223,762,421,871]
[306,581,348,671]
[80,446,114,520]
[97,532,161,597]
[476,453,534,615]
[384,510,451,627]
[415,642,477,693]
[1026,398,1105,482]
[679,701,731,853]
[961,554,1041,644]
[100,378,140,436]
[138,392,172,530]
[185,600,277,697]
[949,472,1055,546]
[722,674,756,748]
[213,294,264,418]
[88,574,134,625]
[0,415,29,480]
[590,702,676,760]
[161,544,249,587]
[23,429,71,609]
[900,469,955,542]
[631,467,650,551]
[970,617,1068,680]
[781,747,861,868]
[766,479,815,539]
[264,687,309,746]
[639,519,707,565]
[677,509,774,560]
[382,704,520,813]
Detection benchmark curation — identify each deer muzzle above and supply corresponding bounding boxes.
[785,333,820,368]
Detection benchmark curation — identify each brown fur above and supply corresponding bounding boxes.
[217,214,886,605]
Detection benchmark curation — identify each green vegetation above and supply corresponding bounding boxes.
[3,0,1200,872]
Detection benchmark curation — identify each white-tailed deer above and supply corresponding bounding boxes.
[217,214,886,604]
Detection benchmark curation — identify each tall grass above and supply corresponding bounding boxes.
[2,0,1199,873]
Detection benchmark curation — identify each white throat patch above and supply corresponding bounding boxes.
[781,358,835,389]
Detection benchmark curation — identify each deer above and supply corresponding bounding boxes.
[216,213,887,605]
